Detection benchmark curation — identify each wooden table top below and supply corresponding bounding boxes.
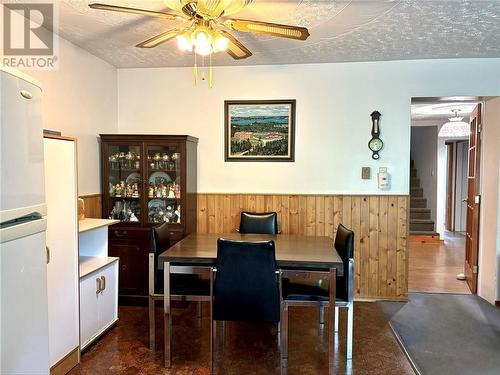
[158,233,343,275]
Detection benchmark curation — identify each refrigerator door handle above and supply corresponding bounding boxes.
[46,246,50,264]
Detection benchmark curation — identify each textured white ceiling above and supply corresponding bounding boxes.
[57,0,500,68]
[411,102,479,127]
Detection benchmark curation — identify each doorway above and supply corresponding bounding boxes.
[409,98,482,294]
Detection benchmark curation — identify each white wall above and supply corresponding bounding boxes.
[23,37,118,195]
[410,126,438,225]
[478,97,500,304]
[118,58,500,194]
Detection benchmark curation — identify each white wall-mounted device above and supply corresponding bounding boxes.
[378,167,389,189]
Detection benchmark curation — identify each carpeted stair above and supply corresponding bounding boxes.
[410,160,439,236]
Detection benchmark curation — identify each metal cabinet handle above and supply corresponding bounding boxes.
[100,276,106,291]
[96,278,102,294]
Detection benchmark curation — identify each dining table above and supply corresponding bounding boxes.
[158,233,344,373]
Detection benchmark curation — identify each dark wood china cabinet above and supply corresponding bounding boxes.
[100,135,198,304]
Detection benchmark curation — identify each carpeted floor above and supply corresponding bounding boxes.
[379,293,500,375]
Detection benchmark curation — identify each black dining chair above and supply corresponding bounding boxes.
[149,223,211,366]
[211,238,282,373]
[281,224,355,360]
[238,211,279,235]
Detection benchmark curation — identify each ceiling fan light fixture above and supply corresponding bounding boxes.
[176,33,193,51]
[213,34,229,52]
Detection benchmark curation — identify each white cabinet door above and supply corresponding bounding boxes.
[98,261,119,330]
[44,137,79,366]
[80,274,100,348]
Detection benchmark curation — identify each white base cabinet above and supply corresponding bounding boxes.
[80,260,119,349]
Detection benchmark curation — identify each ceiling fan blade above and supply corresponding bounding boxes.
[224,19,310,40]
[196,0,233,18]
[218,30,252,60]
[136,28,184,48]
[88,3,180,21]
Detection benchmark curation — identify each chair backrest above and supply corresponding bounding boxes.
[152,222,170,255]
[150,223,170,294]
[334,224,355,301]
[239,211,278,235]
[213,239,280,323]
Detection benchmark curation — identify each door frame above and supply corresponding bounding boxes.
[445,142,455,231]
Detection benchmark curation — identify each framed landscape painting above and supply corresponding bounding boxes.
[224,100,296,162]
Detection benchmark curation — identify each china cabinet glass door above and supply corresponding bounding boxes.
[106,144,142,223]
[145,144,182,225]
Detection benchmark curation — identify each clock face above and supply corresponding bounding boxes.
[369,138,383,152]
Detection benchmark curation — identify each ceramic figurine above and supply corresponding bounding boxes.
[129,212,139,222]
[115,183,122,197]
[168,185,175,198]
[148,184,154,198]
[173,182,180,198]
[132,183,139,198]
[161,185,167,198]
[175,205,181,223]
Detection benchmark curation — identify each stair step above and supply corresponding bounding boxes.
[410,219,435,232]
[410,168,417,178]
[410,208,431,220]
[410,197,427,208]
[410,187,423,197]
[410,177,420,188]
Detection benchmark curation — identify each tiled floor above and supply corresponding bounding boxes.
[70,302,414,375]
[409,231,470,294]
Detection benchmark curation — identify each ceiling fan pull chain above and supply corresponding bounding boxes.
[209,52,214,88]
[193,51,198,85]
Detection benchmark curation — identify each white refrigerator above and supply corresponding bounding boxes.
[0,67,50,374]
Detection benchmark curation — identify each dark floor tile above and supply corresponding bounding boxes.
[70,302,413,375]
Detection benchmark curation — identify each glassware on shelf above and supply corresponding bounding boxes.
[109,200,140,222]
[148,199,180,223]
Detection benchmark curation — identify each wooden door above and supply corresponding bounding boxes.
[465,104,481,293]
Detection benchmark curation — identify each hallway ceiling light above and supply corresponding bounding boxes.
[438,109,469,138]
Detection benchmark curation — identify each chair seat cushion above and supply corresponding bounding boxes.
[155,272,210,296]
[282,278,348,303]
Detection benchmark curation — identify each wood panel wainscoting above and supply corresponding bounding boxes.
[78,193,409,301]
[79,194,102,219]
[197,193,409,301]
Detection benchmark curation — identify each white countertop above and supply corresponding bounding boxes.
[78,218,119,233]
[79,256,119,278]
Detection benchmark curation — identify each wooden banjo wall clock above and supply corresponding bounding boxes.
[368,110,383,160]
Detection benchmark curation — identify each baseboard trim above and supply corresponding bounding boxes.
[50,347,79,375]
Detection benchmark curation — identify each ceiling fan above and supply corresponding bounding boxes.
[88,1,310,60]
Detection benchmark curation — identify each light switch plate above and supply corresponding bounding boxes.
[362,167,371,179]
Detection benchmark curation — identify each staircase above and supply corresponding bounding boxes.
[410,160,439,237]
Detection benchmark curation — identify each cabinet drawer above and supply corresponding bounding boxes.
[108,228,149,241]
